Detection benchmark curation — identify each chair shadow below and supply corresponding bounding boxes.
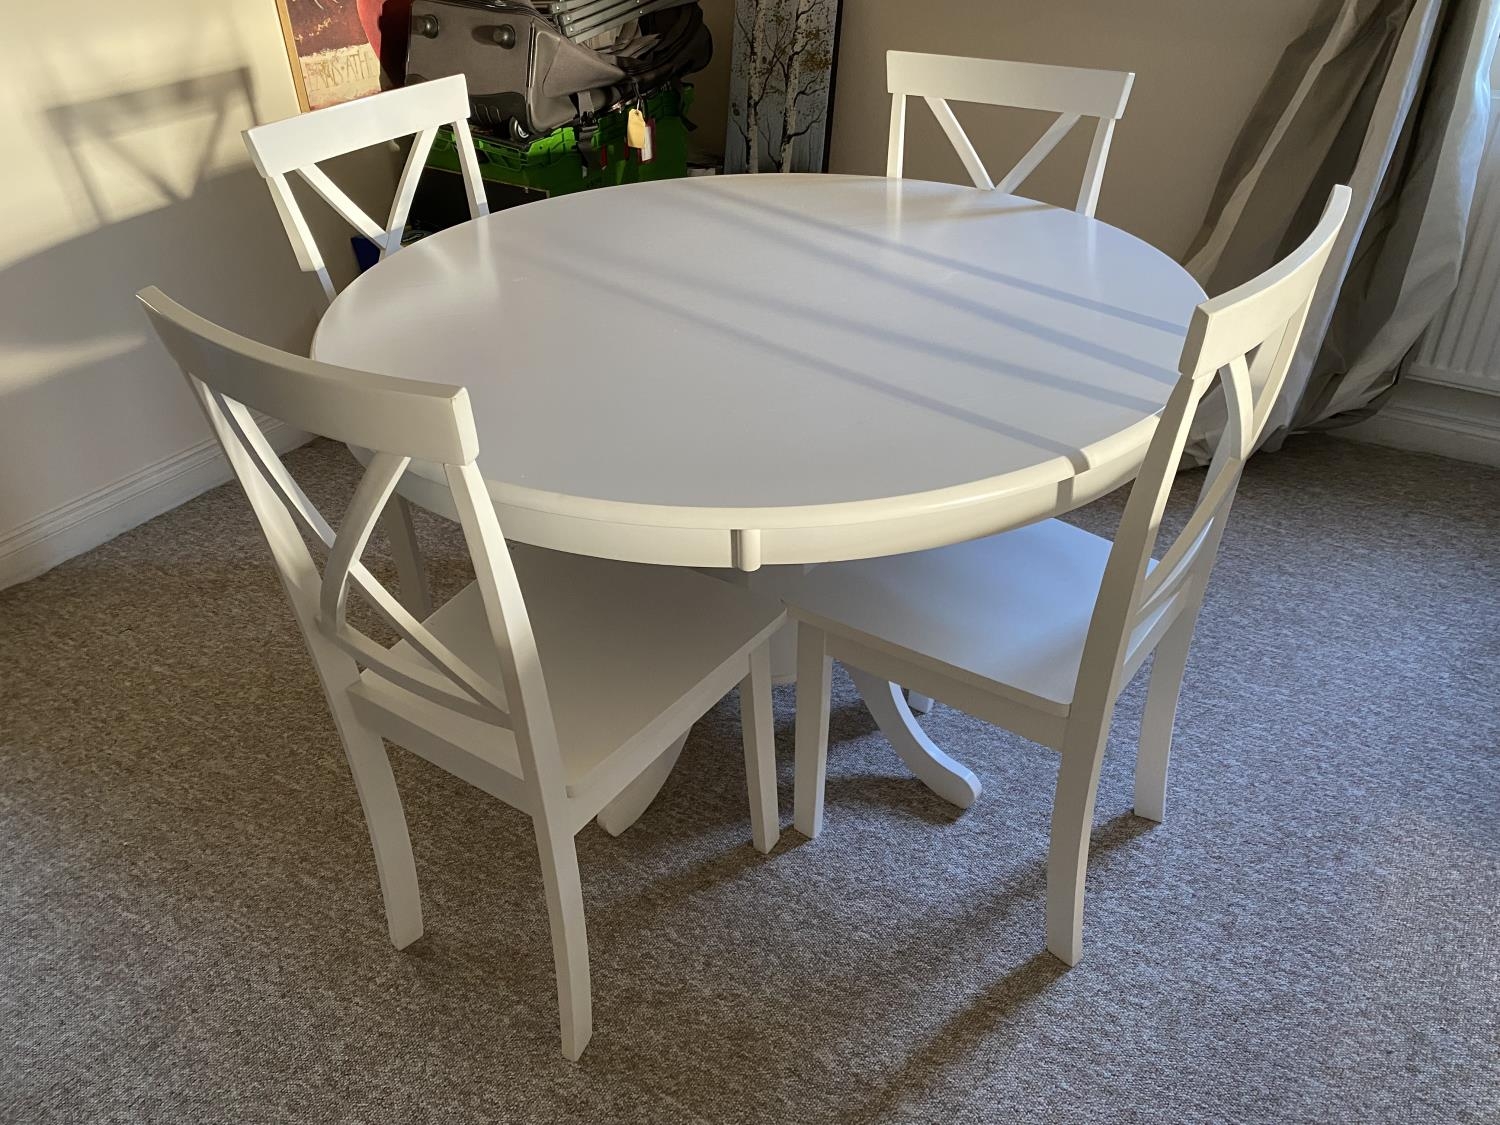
[42,67,258,226]
[1086,809,1158,855]
[610,693,1160,930]
[841,950,1068,1124]
[822,771,970,829]
[589,807,1153,1112]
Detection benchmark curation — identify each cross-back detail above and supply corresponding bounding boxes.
[243,74,488,303]
[1070,186,1353,716]
[1133,318,1300,627]
[885,51,1134,217]
[137,287,571,792]
[213,392,512,725]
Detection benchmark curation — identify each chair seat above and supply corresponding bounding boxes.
[350,546,784,798]
[785,519,1131,717]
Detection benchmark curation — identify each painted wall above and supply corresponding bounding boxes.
[693,0,737,163]
[0,0,393,587]
[693,1,1321,258]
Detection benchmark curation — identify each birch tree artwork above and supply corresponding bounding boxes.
[724,0,841,174]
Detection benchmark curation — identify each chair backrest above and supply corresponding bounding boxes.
[242,75,489,304]
[1072,185,1353,719]
[136,286,567,796]
[885,50,1134,217]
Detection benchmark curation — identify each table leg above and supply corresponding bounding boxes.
[906,690,935,714]
[846,667,981,810]
[596,730,690,837]
[383,496,432,618]
[595,565,806,837]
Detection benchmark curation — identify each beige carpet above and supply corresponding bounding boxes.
[2,435,1497,1123]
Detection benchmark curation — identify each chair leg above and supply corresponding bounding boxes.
[793,624,833,838]
[533,819,592,1061]
[740,643,781,854]
[1045,732,1109,967]
[907,690,935,714]
[1134,612,1197,823]
[300,625,422,948]
[382,495,432,618]
[330,700,423,950]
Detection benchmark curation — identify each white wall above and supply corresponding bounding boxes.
[0,0,393,588]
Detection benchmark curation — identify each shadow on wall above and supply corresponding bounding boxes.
[43,69,261,228]
[0,63,332,553]
[16,64,327,343]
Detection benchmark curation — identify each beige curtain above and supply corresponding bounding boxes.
[1183,0,1500,459]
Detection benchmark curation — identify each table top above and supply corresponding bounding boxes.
[313,173,1206,568]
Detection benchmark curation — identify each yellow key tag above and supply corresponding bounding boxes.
[626,107,648,150]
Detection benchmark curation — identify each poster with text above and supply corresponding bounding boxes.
[275,0,411,111]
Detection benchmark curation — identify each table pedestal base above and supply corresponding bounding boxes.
[596,568,981,834]
[595,731,689,837]
[843,668,981,809]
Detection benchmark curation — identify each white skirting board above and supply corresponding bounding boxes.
[0,420,310,592]
[1338,379,1500,467]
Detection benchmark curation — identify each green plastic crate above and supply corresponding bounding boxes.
[427,86,694,197]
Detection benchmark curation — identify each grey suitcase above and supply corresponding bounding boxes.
[406,0,710,140]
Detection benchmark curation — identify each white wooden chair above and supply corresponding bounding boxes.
[137,287,784,1060]
[786,186,1352,968]
[886,50,1136,718]
[242,73,487,303]
[242,74,489,618]
[885,50,1135,218]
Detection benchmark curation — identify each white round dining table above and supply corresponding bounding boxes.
[312,172,1206,821]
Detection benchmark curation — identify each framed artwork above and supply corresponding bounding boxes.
[274,0,412,111]
[725,0,843,173]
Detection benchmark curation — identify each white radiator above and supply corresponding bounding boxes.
[1408,52,1500,395]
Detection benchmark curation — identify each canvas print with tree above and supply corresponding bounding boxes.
[725,0,841,173]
